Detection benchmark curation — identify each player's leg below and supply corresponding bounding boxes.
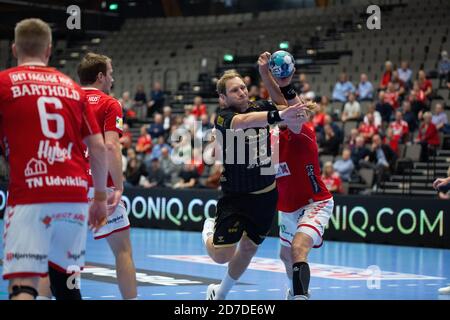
[291,232,314,300]
[48,202,89,300]
[2,205,51,300]
[106,229,137,300]
[292,198,334,300]
[37,275,52,300]
[8,278,40,300]
[279,209,299,299]
[202,194,242,264]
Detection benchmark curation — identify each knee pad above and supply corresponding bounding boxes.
[9,285,38,300]
[48,266,82,300]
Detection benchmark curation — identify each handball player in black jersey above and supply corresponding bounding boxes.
[202,70,308,300]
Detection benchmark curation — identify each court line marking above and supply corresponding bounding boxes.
[176,292,192,295]
[100,295,116,298]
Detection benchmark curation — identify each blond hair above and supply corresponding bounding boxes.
[14,18,52,57]
[216,69,244,96]
[77,52,111,85]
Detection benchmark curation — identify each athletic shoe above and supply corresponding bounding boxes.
[286,288,311,300]
[206,284,222,300]
[293,294,310,300]
[438,286,450,295]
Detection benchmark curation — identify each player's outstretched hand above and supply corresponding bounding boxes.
[279,102,309,134]
[107,188,123,216]
[258,52,271,75]
[433,177,450,190]
[89,199,107,233]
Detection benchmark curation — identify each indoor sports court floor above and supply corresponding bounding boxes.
[1,220,450,300]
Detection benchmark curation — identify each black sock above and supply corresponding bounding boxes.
[292,262,310,296]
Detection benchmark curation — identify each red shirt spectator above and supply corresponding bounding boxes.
[321,167,343,194]
[379,61,393,89]
[136,126,153,154]
[383,82,400,109]
[418,70,433,99]
[313,112,325,128]
[418,121,440,146]
[358,113,378,143]
[388,112,409,153]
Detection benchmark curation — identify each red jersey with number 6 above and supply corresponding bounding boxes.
[82,87,123,188]
[0,65,100,205]
[271,124,332,213]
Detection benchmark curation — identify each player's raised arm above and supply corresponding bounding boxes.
[258,51,301,107]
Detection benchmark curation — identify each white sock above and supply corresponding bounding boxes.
[217,272,237,299]
[36,296,52,300]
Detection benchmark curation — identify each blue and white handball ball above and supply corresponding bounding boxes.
[269,50,295,78]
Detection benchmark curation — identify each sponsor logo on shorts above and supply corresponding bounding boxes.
[5,252,47,262]
[107,214,124,225]
[42,215,52,228]
[52,212,85,226]
[227,221,239,233]
[67,250,85,261]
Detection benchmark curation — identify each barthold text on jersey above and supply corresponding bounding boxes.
[11,84,80,101]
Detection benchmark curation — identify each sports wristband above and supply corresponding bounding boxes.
[280,84,297,100]
[267,110,283,125]
[94,190,107,201]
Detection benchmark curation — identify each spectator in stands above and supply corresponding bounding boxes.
[320,96,334,118]
[301,82,315,100]
[363,103,382,128]
[201,163,222,189]
[191,96,207,119]
[388,111,410,154]
[248,85,260,101]
[148,81,165,116]
[401,100,418,133]
[351,135,370,169]
[360,134,397,188]
[391,70,406,98]
[294,73,307,93]
[258,81,269,99]
[380,82,400,122]
[119,123,133,152]
[358,113,378,143]
[418,70,433,102]
[148,113,165,140]
[142,158,166,188]
[120,91,137,124]
[125,157,147,187]
[321,161,343,193]
[345,128,359,149]
[332,72,355,103]
[356,73,374,101]
[324,114,343,142]
[134,84,147,119]
[163,106,175,134]
[379,60,393,90]
[174,162,200,189]
[409,80,428,116]
[333,148,354,182]
[416,111,440,162]
[136,125,153,160]
[196,113,213,142]
[432,102,450,133]
[160,147,178,185]
[341,93,361,122]
[397,60,413,88]
[313,102,326,131]
[319,124,340,156]
[376,91,393,123]
[438,50,450,88]
[150,135,172,161]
